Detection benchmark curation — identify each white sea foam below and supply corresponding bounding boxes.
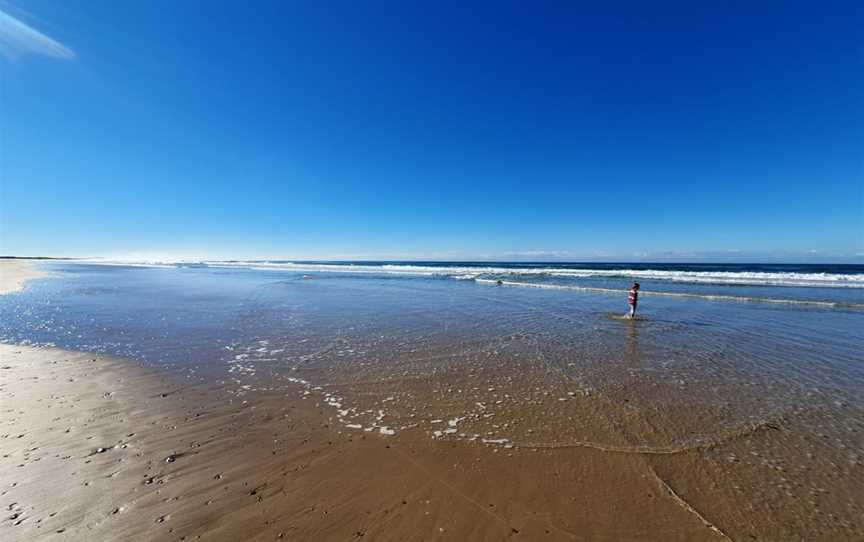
[67,259,864,289]
[475,279,864,308]
[208,261,864,288]
[66,259,176,269]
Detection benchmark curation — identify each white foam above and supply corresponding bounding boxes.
[216,261,864,288]
[66,259,864,289]
[477,279,863,308]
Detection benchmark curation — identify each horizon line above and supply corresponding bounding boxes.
[3,255,863,265]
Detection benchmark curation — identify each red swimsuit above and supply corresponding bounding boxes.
[628,288,638,306]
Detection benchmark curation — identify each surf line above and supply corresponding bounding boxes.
[648,466,735,541]
[476,279,864,309]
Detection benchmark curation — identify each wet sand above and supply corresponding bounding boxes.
[0,260,49,294]
[4,343,862,541]
[1,344,732,541]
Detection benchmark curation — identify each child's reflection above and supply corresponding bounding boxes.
[625,318,640,362]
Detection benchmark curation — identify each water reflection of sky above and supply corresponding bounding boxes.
[1,262,862,406]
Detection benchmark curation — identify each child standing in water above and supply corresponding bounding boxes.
[627,282,640,318]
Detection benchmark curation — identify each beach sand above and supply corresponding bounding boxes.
[1,262,861,541]
[0,260,49,294]
[1,344,728,541]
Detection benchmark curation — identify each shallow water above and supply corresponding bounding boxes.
[1,261,863,534]
[2,262,861,436]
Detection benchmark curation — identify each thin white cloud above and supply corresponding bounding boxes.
[0,8,74,60]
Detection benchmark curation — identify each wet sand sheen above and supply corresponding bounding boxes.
[2,344,862,541]
[0,260,49,295]
[0,344,733,541]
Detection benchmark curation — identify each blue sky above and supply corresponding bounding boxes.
[1,1,862,261]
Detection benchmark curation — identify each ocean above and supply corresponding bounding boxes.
[2,258,861,414]
[61,259,864,305]
[1,259,862,524]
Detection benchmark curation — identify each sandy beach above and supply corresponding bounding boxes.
[2,343,730,541]
[0,263,715,540]
[1,261,861,541]
[0,260,49,295]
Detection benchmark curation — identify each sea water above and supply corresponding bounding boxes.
[1,261,862,525]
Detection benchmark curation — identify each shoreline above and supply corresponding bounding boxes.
[0,260,50,294]
[4,343,860,540]
[1,344,730,541]
[0,263,860,540]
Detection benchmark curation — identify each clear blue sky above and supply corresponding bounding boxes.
[1,1,862,261]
